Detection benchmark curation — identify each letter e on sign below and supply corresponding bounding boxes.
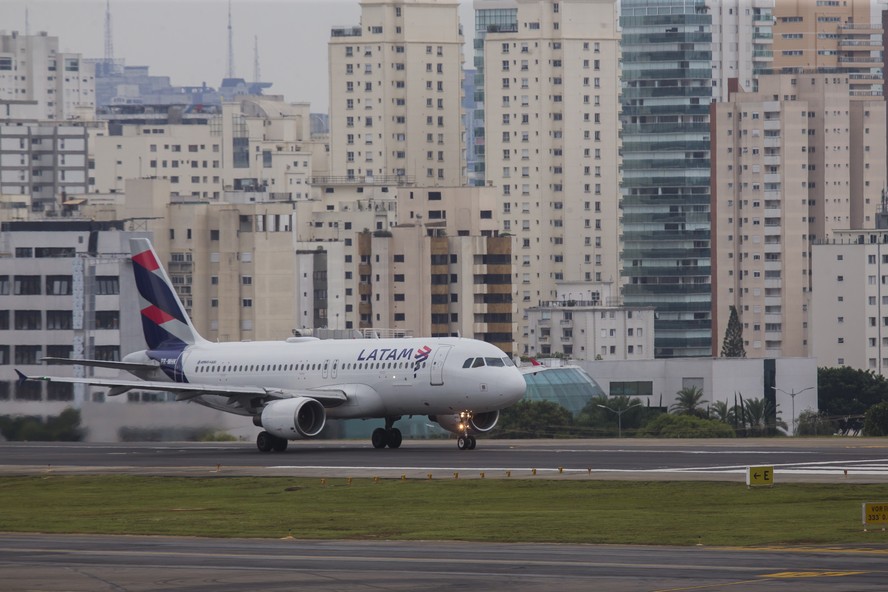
[746,465,774,487]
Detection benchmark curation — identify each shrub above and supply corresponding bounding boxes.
[637,414,735,438]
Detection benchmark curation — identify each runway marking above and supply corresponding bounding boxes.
[760,570,868,578]
[653,580,764,592]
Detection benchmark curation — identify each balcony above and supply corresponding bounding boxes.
[331,26,362,37]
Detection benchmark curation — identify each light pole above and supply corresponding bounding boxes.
[598,402,642,438]
[771,386,814,436]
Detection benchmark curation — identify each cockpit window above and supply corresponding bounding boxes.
[485,357,505,367]
[502,357,515,367]
[472,357,486,368]
[463,358,474,368]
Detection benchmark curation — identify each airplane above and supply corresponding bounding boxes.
[17,238,526,452]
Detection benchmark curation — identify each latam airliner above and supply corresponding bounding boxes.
[18,238,526,452]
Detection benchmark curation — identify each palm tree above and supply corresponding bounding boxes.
[670,386,708,417]
[741,397,787,436]
[709,400,735,424]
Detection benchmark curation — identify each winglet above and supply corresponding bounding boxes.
[14,369,29,387]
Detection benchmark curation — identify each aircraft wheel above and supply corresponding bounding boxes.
[256,431,274,453]
[457,436,468,450]
[371,427,388,449]
[387,428,402,449]
[467,435,477,450]
[272,437,288,452]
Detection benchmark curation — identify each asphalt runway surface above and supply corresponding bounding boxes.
[1,533,887,592]
[2,439,888,591]
[2,438,888,482]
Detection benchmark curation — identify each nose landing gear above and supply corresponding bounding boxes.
[456,411,477,450]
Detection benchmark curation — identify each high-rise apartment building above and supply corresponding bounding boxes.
[470,0,519,186]
[712,76,810,358]
[620,0,713,358]
[0,31,95,120]
[328,0,466,185]
[772,0,883,98]
[712,73,886,358]
[711,0,775,99]
[482,0,621,355]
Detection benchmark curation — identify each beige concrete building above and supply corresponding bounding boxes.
[712,73,886,358]
[0,121,92,212]
[811,228,888,374]
[327,0,466,185]
[526,282,655,361]
[0,31,95,121]
[481,0,621,354]
[91,98,321,201]
[772,0,883,98]
[712,76,810,358]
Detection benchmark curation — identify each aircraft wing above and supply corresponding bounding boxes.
[15,371,348,408]
[41,357,161,372]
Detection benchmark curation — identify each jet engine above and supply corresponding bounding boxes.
[430,410,499,435]
[259,397,326,440]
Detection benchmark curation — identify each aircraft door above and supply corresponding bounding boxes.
[429,345,452,386]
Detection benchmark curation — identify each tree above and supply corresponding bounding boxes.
[818,366,888,417]
[863,401,888,436]
[493,400,575,439]
[709,400,736,424]
[670,386,708,417]
[796,409,834,436]
[720,305,746,358]
[0,408,84,441]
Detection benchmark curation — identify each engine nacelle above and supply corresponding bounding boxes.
[430,410,499,435]
[260,397,326,440]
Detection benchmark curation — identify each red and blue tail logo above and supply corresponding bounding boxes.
[130,238,202,351]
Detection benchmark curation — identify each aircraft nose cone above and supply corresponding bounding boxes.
[506,369,527,403]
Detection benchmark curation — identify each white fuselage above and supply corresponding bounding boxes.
[146,336,526,419]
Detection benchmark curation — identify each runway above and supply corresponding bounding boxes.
[1,533,887,592]
[3,440,888,591]
[2,438,888,482]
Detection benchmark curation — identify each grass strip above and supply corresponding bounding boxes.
[1,476,888,546]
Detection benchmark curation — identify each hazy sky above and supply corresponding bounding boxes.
[0,0,476,112]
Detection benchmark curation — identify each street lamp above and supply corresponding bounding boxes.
[598,402,642,438]
[771,386,814,436]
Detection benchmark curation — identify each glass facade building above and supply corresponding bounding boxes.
[470,3,518,186]
[620,0,713,358]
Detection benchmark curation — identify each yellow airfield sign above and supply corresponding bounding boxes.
[746,466,774,487]
[862,502,888,531]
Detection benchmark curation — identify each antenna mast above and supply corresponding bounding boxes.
[104,0,114,64]
[227,0,235,78]
[253,35,260,82]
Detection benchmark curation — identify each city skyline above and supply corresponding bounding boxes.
[0,0,476,112]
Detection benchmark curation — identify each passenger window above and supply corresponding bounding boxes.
[472,358,485,368]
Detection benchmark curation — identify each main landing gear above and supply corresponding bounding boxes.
[256,431,288,453]
[371,416,403,449]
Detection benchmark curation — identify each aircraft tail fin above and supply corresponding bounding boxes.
[130,238,205,350]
